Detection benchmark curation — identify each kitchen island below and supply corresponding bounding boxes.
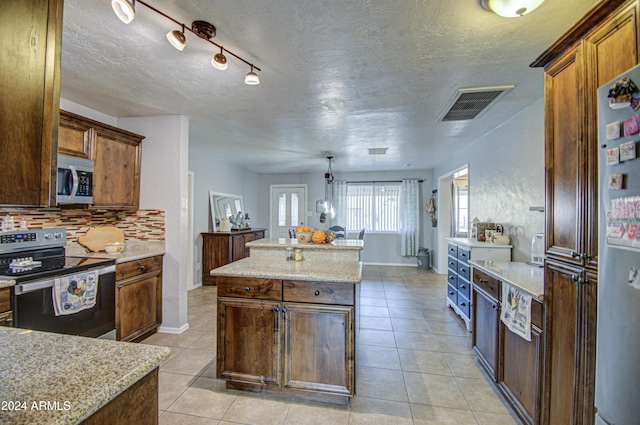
[0,327,169,424]
[247,238,364,262]
[211,255,362,404]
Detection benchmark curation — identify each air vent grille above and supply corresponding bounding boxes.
[440,85,514,121]
[368,148,388,155]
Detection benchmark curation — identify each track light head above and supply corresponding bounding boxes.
[245,66,260,85]
[166,25,186,51]
[212,48,228,70]
[111,0,135,24]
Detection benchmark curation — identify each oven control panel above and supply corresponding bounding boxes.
[0,228,67,253]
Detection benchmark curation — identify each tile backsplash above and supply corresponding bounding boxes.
[0,208,164,242]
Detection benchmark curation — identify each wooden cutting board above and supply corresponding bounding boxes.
[78,225,125,252]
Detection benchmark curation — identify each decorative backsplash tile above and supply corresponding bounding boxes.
[0,208,165,242]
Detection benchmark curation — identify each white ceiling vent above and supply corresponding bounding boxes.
[368,148,388,155]
[439,85,515,122]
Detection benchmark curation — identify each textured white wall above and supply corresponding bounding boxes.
[433,99,545,265]
[119,115,190,334]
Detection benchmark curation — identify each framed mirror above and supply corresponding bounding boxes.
[209,191,244,232]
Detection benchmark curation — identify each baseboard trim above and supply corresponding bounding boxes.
[362,262,419,267]
[158,323,189,335]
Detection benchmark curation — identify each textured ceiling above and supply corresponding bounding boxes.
[60,0,596,174]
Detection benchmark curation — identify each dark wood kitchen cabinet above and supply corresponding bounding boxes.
[0,0,62,207]
[531,1,639,424]
[0,288,13,327]
[58,111,145,210]
[472,269,501,381]
[115,255,163,342]
[201,229,266,285]
[216,276,355,404]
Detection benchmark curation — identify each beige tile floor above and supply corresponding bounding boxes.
[142,265,521,425]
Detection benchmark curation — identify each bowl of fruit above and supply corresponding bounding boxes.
[295,226,314,243]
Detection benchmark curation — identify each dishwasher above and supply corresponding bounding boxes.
[0,228,116,338]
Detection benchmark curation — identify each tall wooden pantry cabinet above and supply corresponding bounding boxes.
[531,1,639,424]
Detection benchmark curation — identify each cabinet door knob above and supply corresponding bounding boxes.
[139,265,147,271]
[570,251,585,260]
[4,318,13,323]
[314,290,320,296]
[118,285,123,289]
[571,275,579,283]
[460,302,466,307]
[282,308,287,313]
[480,278,487,284]
[449,291,455,295]
[274,307,280,313]
[460,284,466,289]
[244,287,251,292]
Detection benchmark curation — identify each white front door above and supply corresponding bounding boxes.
[270,185,307,238]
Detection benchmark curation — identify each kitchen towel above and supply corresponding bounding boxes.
[501,281,532,341]
[52,270,99,316]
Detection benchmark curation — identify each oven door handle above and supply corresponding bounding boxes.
[14,265,116,295]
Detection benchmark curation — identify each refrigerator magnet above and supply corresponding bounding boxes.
[606,122,621,140]
[609,173,624,190]
[620,141,637,161]
[629,268,640,290]
[624,115,640,136]
[607,147,620,165]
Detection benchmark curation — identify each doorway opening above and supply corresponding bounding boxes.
[436,165,469,273]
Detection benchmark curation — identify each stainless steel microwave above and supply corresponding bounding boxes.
[57,154,94,205]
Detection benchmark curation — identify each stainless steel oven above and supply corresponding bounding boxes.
[0,228,116,337]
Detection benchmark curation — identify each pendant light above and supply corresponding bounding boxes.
[324,156,336,219]
[111,0,135,24]
[211,47,228,70]
[481,0,545,18]
[245,65,260,85]
[166,24,186,51]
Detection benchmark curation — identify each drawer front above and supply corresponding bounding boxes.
[457,262,471,281]
[457,248,470,264]
[217,277,282,301]
[457,277,471,300]
[0,287,10,313]
[447,243,458,257]
[447,256,458,272]
[447,284,458,305]
[472,269,500,300]
[457,294,470,318]
[447,271,458,289]
[283,280,355,306]
[116,255,163,281]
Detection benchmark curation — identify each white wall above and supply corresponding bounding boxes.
[256,169,435,266]
[188,142,260,287]
[433,99,546,266]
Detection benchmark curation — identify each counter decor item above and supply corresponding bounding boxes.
[294,248,303,261]
[476,222,496,242]
[296,232,313,243]
[78,225,125,252]
[104,242,125,253]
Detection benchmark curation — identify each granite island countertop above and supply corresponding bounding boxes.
[470,260,544,301]
[248,238,364,250]
[0,327,170,425]
[211,257,362,284]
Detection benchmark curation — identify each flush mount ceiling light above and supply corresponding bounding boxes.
[111,0,260,85]
[111,0,135,24]
[481,0,545,17]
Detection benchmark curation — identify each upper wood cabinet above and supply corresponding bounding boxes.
[0,0,62,207]
[59,111,145,210]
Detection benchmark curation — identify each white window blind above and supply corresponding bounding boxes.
[346,183,400,232]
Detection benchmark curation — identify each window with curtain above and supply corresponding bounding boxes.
[345,183,400,232]
[454,184,468,236]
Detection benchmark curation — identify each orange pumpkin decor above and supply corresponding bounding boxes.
[295,226,304,232]
[312,230,326,244]
[303,225,313,232]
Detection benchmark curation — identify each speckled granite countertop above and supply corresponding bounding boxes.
[0,327,170,425]
[211,257,362,284]
[248,238,364,250]
[447,237,512,249]
[66,240,165,263]
[470,260,544,301]
[0,279,15,289]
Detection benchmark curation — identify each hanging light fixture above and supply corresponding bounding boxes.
[480,0,545,18]
[211,47,228,70]
[324,156,335,219]
[245,65,260,85]
[111,0,136,24]
[111,0,261,84]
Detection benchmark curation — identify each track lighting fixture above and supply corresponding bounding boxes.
[111,0,261,84]
[480,0,545,18]
[166,24,186,51]
[111,0,135,24]
[245,65,260,85]
[212,47,228,71]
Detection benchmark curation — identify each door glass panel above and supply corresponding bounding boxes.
[278,193,287,226]
[291,193,299,226]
